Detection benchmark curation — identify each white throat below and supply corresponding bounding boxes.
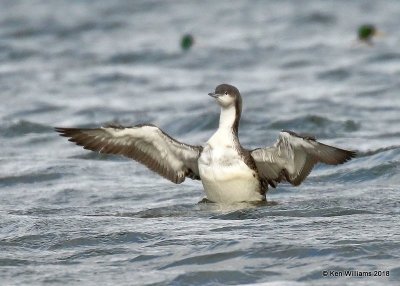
[218,105,237,130]
[207,105,238,147]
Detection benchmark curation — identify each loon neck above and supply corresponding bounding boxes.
[218,105,240,135]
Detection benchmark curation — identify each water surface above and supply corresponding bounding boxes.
[1,0,400,285]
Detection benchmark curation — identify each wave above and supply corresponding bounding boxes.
[5,20,122,40]
[87,71,149,85]
[268,115,359,137]
[0,173,61,187]
[261,207,375,218]
[317,68,352,81]
[49,231,156,250]
[366,52,400,63]
[356,145,400,157]
[164,112,218,135]
[0,44,37,61]
[312,160,400,184]
[293,11,336,25]
[106,50,181,65]
[0,120,53,137]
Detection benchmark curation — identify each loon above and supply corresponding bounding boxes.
[56,84,356,203]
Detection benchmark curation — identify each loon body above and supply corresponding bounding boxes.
[56,84,355,203]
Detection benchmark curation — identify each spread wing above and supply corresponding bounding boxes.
[251,130,356,188]
[55,124,202,184]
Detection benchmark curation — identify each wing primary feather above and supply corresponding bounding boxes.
[55,126,202,184]
[251,130,355,189]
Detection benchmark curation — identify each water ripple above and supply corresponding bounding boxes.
[269,115,360,137]
[0,120,53,137]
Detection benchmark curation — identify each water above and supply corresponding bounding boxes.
[1,0,400,285]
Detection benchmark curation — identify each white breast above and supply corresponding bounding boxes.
[198,140,263,203]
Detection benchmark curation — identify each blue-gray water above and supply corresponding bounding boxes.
[1,0,400,285]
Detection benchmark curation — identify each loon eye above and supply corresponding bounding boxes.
[224,91,228,95]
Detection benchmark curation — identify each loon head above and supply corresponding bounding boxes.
[209,84,242,133]
[208,84,242,112]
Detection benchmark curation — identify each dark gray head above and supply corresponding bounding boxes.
[208,84,242,113]
[208,83,242,133]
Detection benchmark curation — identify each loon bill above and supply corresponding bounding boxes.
[56,84,356,203]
